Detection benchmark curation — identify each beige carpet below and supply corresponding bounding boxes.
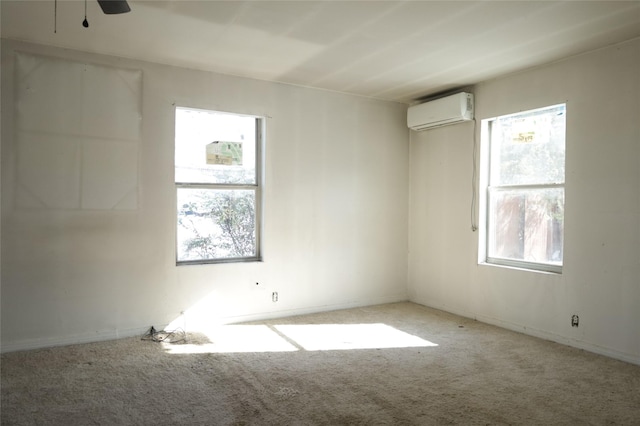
[2,302,639,425]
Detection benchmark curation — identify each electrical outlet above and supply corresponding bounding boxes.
[571,315,579,327]
[272,292,278,302]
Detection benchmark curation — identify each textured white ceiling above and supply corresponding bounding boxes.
[2,1,640,103]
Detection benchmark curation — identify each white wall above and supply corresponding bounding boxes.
[409,38,640,365]
[1,40,409,351]
[3,37,638,365]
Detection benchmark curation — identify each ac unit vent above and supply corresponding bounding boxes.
[407,92,474,131]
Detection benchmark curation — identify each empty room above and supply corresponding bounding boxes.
[1,1,639,424]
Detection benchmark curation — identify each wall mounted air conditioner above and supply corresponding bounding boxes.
[407,92,474,131]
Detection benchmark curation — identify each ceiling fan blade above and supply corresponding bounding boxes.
[97,0,131,14]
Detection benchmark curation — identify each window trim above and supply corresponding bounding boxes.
[174,109,264,265]
[480,104,566,274]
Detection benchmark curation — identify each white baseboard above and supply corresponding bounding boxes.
[413,301,640,366]
[212,294,409,325]
[1,294,408,353]
[0,326,151,354]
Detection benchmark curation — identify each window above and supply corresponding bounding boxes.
[482,104,566,273]
[175,107,262,264]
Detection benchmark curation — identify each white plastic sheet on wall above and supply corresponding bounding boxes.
[15,52,142,210]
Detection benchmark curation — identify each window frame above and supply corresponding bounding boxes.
[174,107,264,265]
[481,104,566,274]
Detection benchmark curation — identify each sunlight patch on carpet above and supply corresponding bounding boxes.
[163,323,437,354]
[163,325,298,354]
[274,323,438,351]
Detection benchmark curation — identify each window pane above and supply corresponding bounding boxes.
[175,108,256,185]
[177,188,256,262]
[490,104,565,186]
[488,188,564,265]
